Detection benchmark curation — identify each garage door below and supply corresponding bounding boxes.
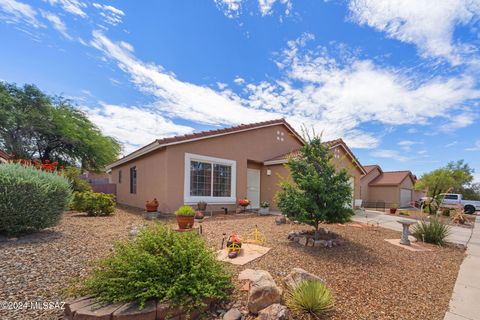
[400,188,412,208]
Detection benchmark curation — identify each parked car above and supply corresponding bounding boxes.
[440,193,480,214]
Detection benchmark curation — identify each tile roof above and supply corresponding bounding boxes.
[363,164,382,175]
[153,118,302,146]
[369,171,415,186]
[264,138,366,175]
[108,118,303,169]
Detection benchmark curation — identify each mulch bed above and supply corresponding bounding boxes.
[0,209,465,320]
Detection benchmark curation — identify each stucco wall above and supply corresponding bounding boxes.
[112,124,302,212]
[110,148,168,211]
[368,186,399,205]
[360,168,381,202]
[262,146,363,211]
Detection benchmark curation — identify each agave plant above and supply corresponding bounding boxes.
[286,280,334,317]
[412,217,450,245]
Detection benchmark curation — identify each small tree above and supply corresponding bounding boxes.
[276,135,353,234]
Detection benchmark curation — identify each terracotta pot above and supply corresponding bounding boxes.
[389,208,397,214]
[176,215,195,229]
[194,211,204,221]
[146,203,159,212]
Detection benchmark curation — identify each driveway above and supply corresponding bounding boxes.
[352,210,473,246]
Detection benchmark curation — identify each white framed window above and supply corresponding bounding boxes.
[184,153,236,204]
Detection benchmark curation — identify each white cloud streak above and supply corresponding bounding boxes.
[40,10,71,39]
[82,103,194,154]
[0,0,43,28]
[370,149,411,162]
[44,0,87,18]
[348,0,480,64]
[92,2,124,26]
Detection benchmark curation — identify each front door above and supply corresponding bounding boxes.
[247,168,260,209]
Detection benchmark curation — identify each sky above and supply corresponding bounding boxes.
[0,0,479,181]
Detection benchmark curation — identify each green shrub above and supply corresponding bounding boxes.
[63,167,92,192]
[412,218,450,245]
[76,223,232,311]
[442,208,452,217]
[71,191,115,216]
[0,163,72,236]
[174,205,196,216]
[286,280,334,317]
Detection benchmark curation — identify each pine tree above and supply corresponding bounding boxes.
[276,135,353,234]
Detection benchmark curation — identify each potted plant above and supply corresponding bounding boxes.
[389,203,398,214]
[238,198,250,213]
[174,205,196,229]
[259,201,270,215]
[145,198,159,212]
[197,201,207,211]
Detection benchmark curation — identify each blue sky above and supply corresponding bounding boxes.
[1,0,479,180]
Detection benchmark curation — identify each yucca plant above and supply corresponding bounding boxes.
[412,218,450,245]
[286,280,334,318]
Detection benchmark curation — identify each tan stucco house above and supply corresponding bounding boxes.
[107,119,365,213]
[360,165,418,208]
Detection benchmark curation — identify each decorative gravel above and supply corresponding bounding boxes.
[201,214,465,320]
[0,209,465,320]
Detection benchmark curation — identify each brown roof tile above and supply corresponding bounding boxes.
[369,171,415,186]
[108,118,304,168]
[264,138,366,175]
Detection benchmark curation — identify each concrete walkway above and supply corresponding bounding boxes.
[444,215,480,320]
[352,210,473,246]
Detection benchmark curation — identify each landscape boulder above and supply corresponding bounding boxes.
[223,308,242,320]
[238,269,282,314]
[257,304,288,320]
[283,268,325,290]
[275,216,286,225]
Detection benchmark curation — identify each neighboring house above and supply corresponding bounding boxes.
[361,165,419,208]
[107,119,365,213]
[0,150,12,163]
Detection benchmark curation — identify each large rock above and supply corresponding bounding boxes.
[223,308,242,320]
[283,268,324,290]
[257,304,288,320]
[238,269,282,314]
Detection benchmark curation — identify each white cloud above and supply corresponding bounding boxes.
[370,149,411,162]
[398,140,421,151]
[40,10,71,39]
[44,0,87,18]
[466,140,480,151]
[82,103,194,154]
[233,77,245,85]
[214,0,292,18]
[258,0,292,16]
[348,0,480,64]
[445,141,458,148]
[89,31,480,150]
[92,2,124,26]
[0,0,43,28]
[214,0,242,18]
[440,112,476,132]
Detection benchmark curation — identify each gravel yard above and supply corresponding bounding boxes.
[0,208,465,320]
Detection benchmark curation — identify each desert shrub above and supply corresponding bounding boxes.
[286,280,334,317]
[0,163,72,236]
[63,167,92,192]
[76,223,232,311]
[412,218,450,245]
[442,208,452,217]
[174,205,196,216]
[71,191,115,216]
